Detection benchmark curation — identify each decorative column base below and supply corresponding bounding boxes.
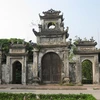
[22,83,26,85]
[62,77,70,85]
[32,77,40,85]
[76,82,82,85]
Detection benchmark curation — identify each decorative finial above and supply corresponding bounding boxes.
[22,39,25,44]
[11,40,14,44]
[90,36,94,42]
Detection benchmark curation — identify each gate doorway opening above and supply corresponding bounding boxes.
[41,52,62,83]
[82,60,93,84]
[12,61,22,84]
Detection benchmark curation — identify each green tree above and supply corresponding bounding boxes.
[26,42,33,62]
[82,60,93,84]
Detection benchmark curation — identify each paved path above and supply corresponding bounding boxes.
[0,84,100,99]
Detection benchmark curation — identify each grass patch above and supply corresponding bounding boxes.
[0,93,96,100]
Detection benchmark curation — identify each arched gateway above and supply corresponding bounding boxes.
[74,38,100,84]
[42,52,62,83]
[82,60,93,84]
[12,61,22,84]
[5,43,27,84]
[33,9,70,84]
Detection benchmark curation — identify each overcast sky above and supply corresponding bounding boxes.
[0,0,100,47]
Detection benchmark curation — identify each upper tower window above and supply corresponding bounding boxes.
[48,22,55,29]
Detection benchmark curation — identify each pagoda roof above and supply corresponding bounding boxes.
[43,9,61,15]
[74,37,97,46]
[39,9,63,21]
[74,40,97,46]
[32,28,69,38]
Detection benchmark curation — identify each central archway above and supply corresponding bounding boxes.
[41,52,62,83]
[12,61,22,84]
[82,60,93,84]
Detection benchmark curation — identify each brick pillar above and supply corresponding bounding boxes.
[0,50,2,84]
[22,56,27,85]
[33,48,39,84]
[62,49,70,84]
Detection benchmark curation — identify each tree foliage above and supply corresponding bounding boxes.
[82,60,92,80]
[0,38,24,53]
[26,42,33,62]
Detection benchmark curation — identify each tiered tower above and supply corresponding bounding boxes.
[33,9,70,84]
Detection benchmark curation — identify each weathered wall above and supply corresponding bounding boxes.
[2,64,10,84]
[2,63,33,84]
[27,63,33,84]
[69,62,76,83]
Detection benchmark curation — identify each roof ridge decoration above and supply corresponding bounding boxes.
[74,37,97,46]
[43,9,61,15]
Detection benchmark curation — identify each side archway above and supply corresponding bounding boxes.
[82,60,93,84]
[41,52,62,83]
[12,61,22,84]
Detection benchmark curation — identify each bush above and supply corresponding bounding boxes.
[0,93,96,100]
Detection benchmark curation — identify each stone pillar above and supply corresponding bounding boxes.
[6,56,10,84]
[22,56,27,85]
[64,51,69,78]
[76,61,81,84]
[93,56,99,84]
[99,63,100,83]
[24,56,27,85]
[33,48,39,84]
[62,49,69,84]
[0,50,2,84]
[69,62,76,83]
